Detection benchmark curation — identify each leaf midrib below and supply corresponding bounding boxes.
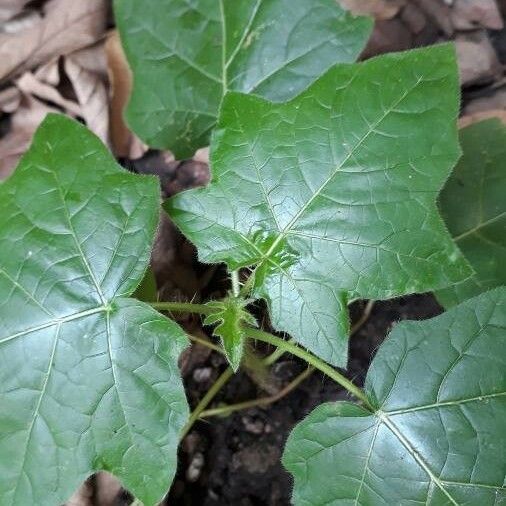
[246,74,425,272]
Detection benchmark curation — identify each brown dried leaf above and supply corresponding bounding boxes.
[0,0,32,22]
[0,87,20,113]
[66,481,94,506]
[456,31,501,86]
[338,0,405,19]
[414,0,453,35]
[451,0,503,31]
[69,42,108,79]
[0,0,108,83]
[34,59,61,86]
[0,94,58,179]
[459,109,506,127]
[105,30,147,159]
[16,71,81,116]
[65,57,110,145]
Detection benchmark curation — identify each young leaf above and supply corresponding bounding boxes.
[204,296,256,371]
[437,119,506,307]
[114,0,373,158]
[0,115,189,506]
[166,45,472,368]
[283,287,506,505]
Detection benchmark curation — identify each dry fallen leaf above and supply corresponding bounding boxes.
[65,57,110,145]
[0,86,20,113]
[0,94,58,179]
[451,0,503,31]
[66,480,94,506]
[0,0,32,22]
[69,42,109,79]
[459,109,506,127]
[105,30,147,159]
[16,71,82,116]
[0,0,108,83]
[338,0,405,19]
[33,59,61,87]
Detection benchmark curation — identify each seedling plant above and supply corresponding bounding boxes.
[0,1,505,505]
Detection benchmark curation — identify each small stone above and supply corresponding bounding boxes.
[242,415,265,434]
[186,452,205,482]
[193,366,212,383]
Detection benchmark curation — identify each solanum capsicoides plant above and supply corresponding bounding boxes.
[0,1,505,504]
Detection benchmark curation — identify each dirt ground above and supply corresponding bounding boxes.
[1,1,505,505]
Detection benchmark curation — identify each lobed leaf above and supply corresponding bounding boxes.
[437,119,506,307]
[0,115,189,506]
[204,296,256,371]
[283,287,506,505]
[167,45,472,367]
[114,0,373,157]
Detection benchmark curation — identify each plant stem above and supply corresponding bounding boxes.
[231,270,241,296]
[247,327,371,409]
[149,301,213,315]
[200,366,314,418]
[351,300,375,334]
[180,367,234,439]
[187,333,223,354]
[238,270,255,297]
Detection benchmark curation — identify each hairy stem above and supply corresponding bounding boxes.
[187,333,223,354]
[180,367,234,439]
[231,270,241,296]
[247,328,371,409]
[149,301,213,315]
[238,270,255,297]
[200,366,314,418]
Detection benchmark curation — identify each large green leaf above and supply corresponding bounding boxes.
[436,119,506,307]
[283,287,506,505]
[0,115,189,506]
[114,0,372,158]
[166,44,472,367]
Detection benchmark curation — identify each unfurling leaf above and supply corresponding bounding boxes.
[0,115,188,506]
[166,45,472,367]
[437,119,506,307]
[283,287,506,505]
[204,296,257,371]
[114,0,372,157]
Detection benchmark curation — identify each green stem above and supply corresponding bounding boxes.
[247,328,371,409]
[149,301,213,315]
[231,270,241,297]
[200,366,314,418]
[187,333,223,354]
[238,270,255,297]
[180,367,234,439]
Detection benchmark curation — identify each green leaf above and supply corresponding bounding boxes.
[436,119,506,307]
[114,0,372,158]
[204,296,256,371]
[0,115,189,506]
[283,287,506,505]
[166,45,472,367]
